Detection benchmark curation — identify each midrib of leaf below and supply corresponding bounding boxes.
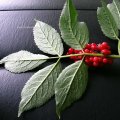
[82,26,87,44]
[38,23,60,56]
[21,58,61,111]
[60,59,84,107]
[67,1,82,49]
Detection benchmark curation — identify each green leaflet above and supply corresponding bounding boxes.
[18,59,62,117]
[33,20,64,56]
[55,61,88,118]
[0,50,48,73]
[97,0,119,40]
[59,0,89,50]
[107,0,120,30]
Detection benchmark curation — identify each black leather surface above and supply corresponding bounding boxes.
[0,0,120,120]
[0,0,112,10]
[1,60,120,120]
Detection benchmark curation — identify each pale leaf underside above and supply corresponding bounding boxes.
[0,50,48,73]
[33,20,64,56]
[18,60,62,117]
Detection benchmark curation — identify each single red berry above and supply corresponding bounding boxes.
[101,42,110,50]
[89,50,94,53]
[84,49,90,53]
[85,56,90,63]
[91,43,96,46]
[68,48,74,54]
[85,44,91,49]
[101,49,111,55]
[93,62,99,67]
[74,49,80,54]
[97,44,103,51]
[93,57,99,62]
[102,42,108,46]
[91,43,98,51]
[78,56,83,60]
[78,50,83,54]
[103,58,108,64]
[85,59,90,64]
[89,57,94,62]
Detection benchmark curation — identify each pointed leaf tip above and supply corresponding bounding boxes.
[1,50,48,73]
[59,0,89,50]
[18,60,62,116]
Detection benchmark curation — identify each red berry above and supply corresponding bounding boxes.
[68,48,74,54]
[102,42,108,46]
[101,42,110,50]
[78,56,83,60]
[74,49,80,54]
[68,41,112,68]
[97,44,103,51]
[84,49,90,53]
[78,50,83,54]
[101,49,111,55]
[89,57,94,62]
[93,62,99,67]
[91,43,96,46]
[93,57,99,62]
[85,56,90,63]
[85,44,91,49]
[91,43,98,51]
[103,58,108,64]
[85,59,90,64]
[89,50,94,53]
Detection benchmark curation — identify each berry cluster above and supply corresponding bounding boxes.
[67,42,113,67]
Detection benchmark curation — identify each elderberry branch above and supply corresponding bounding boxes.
[1,53,120,63]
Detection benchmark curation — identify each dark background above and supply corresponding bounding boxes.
[1,0,120,120]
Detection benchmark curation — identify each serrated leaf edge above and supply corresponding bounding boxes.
[18,58,61,117]
[55,59,86,118]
